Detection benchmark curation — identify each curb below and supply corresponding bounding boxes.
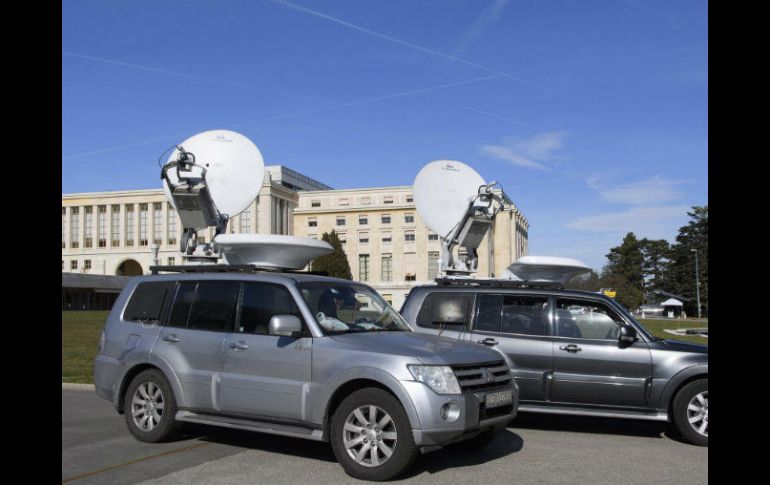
[62,383,96,391]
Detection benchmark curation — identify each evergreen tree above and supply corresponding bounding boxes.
[663,206,708,316]
[639,238,671,299]
[602,232,645,310]
[311,230,352,280]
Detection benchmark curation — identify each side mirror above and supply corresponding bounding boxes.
[618,325,638,348]
[269,315,303,337]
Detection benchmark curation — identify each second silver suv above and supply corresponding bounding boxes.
[94,271,518,480]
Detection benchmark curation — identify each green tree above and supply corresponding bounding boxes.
[639,238,671,298]
[565,270,600,291]
[602,232,645,310]
[663,206,708,316]
[311,230,352,280]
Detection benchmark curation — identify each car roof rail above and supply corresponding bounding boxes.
[149,264,328,276]
[433,276,565,290]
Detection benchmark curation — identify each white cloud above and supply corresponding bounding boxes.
[479,131,567,170]
[565,205,690,239]
[589,175,685,206]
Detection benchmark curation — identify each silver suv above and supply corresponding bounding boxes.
[93,271,518,480]
[401,280,708,446]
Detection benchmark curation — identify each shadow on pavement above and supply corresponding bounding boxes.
[400,429,523,479]
[510,412,684,442]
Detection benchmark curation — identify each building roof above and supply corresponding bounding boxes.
[661,298,684,306]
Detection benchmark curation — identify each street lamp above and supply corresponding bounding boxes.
[690,248,701,318]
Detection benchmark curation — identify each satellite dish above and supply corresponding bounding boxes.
[215,234,333,269]
[503,256,592,284]
[413,160,486,238]
[162,129,264,218]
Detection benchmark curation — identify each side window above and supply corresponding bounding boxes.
[187,281,240,332]
[555,299,624,340]
[500,295,549,336]
[123,281,176,324]
[474,294,502,332]
[238,283,303,335]
[416,292,473,328]
[167,281,197,328]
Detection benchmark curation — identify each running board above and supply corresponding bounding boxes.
[175,411,325,441]
[517,405,668,422]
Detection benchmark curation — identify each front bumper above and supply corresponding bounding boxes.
[400,380,518,450]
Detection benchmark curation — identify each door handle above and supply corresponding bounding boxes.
[477,338,499,347]
[228,340,249,350]
[559,344,582,353]
[161,334,180,343]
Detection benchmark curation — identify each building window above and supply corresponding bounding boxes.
[240,206,251,233]
[308,218,318,227]
[359,215,368,225]
[168,204,177,245]
[381,215,391,224]
[70,207,80,248]
[381,254,392,282]
[338,233,347,244]
[404,214,415,224]
[384,196,394,204]
[111,205,120,247]
[153,202,163,245]
[382,232,392,244]
[428,233,439,241]
[428,251,440,280]
[311,200,321,207]
[168,257,176,265]
[359,232,369,244]
[139,203,148,246]
[125,205,135,246]
[97,205,107,247]
[84,206,93,248]
[405,274,416,281]
[71,260,78,271]
[359,255,370,281]
[405,231,416,242]
[84,259,92,271]
[336,216,346,226]
[406,194,413,203]
[61,207,67,249]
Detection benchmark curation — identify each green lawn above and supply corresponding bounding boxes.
[62,311,109,384]
[637,318,708,345]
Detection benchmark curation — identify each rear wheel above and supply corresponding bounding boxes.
[671,378,708,446]
[330,388,419,481]
[124,369,180,443]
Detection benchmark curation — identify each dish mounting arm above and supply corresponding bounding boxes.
[441,182,505,275]
[160,146,229,255]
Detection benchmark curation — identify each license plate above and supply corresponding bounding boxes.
[485,389,513,408]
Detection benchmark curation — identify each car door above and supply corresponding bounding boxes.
[219,281,312,422]
[471,293,553,402]
[154,280,239,412]
[550,297,652,408]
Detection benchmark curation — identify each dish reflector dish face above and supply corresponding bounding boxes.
[413,160,486,238]
[163,130,264,217]
[214,234,333,269]
[504,256,592,284]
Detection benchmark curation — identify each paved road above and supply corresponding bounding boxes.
[63,389,707,484]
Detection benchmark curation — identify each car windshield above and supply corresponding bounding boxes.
[297,282,412,335]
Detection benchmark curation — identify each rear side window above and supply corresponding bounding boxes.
[187,281,240,332]
[123,281,176,323]
[416,292,473,327]
[474,294,502,332]
[500,295,549,336]
[168,282,196,328]
[238,283,302,334]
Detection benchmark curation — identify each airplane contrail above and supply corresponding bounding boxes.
[458,105,532,128]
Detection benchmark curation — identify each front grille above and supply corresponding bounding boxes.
[452,361,512,393]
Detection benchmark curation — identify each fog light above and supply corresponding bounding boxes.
[440,402,460,422]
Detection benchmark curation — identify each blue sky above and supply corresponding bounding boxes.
[62,0,708,270]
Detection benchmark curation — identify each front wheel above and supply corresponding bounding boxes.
[671,378,708,446]
[330,388,419,481]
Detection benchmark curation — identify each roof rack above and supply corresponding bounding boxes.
[434,276,564,290]
[149,264,328,276]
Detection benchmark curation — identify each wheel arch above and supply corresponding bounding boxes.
[657,365,708,412]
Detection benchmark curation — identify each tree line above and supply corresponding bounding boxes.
[567,206,708,316]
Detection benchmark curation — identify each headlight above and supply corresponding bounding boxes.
[408,365,461,394]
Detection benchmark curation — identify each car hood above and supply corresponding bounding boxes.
[650,338,708,354]
[329,331,503,365]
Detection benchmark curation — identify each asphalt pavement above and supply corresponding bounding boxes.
[62,388,707,484]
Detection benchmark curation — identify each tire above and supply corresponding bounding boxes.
[671,378,708,446]
[330,388,419,481]
[124,369,180,443]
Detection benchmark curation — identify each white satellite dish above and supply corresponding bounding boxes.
[162,129,264,218]
[215,234,333,269]
[413,160,486,238]
[503,256,592,284]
